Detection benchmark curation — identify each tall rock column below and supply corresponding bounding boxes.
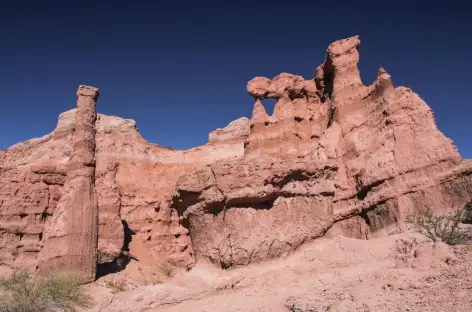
[39,85,99,282]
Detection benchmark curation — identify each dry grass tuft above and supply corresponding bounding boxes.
[0,270,92,312]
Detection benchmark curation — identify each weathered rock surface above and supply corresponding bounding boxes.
[39,86,99,282]
[86,232,472,312]
[208,117,250,144]
[1,36,471,275]
[171,35,472,268]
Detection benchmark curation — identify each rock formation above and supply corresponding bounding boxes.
[38,86,99,282]
[1,36,471,276]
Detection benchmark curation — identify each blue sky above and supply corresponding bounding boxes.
[1,1,471,157]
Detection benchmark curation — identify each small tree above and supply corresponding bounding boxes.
[406,206,469,245]
[0,270,92,312]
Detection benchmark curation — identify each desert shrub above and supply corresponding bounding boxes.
[97,251,120,264]
[464,201,472,223]
[158,262,174,278]
[105,278,127,294]
[285,297,317,312]
[287,303,308,312]
[406,207,469,245]
[161,145,176,151]
[0,270,91,312]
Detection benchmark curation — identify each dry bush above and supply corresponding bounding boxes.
[287,303,309,312]
[0,270,91,312]
[105,278,127,294]
[97,251,120,264]
[406,207,469,245]
[151,276,163,285]
[464,201,472,223]
[159,262,174,278]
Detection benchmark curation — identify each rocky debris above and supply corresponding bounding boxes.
[0,36,471,278]
[39,85,99,282]
[87,232,472,312]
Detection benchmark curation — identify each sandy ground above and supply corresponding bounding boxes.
[86,230,472,312]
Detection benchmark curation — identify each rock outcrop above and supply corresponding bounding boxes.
[208,117,250,144]
[1,36,471,275]
[172,35,472,267]
[39,86,99,282]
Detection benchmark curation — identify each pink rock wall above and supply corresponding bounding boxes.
[0,112,73,269]
[39,86,99,282]
[173,35,472,267]
[1,36,471,274]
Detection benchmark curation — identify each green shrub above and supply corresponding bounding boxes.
[464,201,472,223]
[406,207,469,245]
[0,270,92,312]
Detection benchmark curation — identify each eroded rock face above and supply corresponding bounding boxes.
[172,35,472,268]
[208,117,250,144]
[39,86,99,282]
[1,36,471,274]
[0,114,73,270]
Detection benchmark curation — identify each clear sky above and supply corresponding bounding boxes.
[1,1,471,157]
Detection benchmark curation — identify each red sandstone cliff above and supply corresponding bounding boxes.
[0,36,471,274]
[39,86,99,282]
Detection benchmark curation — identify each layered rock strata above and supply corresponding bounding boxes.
[38,86,99,282]
[1,36,471,274]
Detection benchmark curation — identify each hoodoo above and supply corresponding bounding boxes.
[0,36,471,276]
[38,86,99,282]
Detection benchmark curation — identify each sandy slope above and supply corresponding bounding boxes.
[87,230,472,312]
